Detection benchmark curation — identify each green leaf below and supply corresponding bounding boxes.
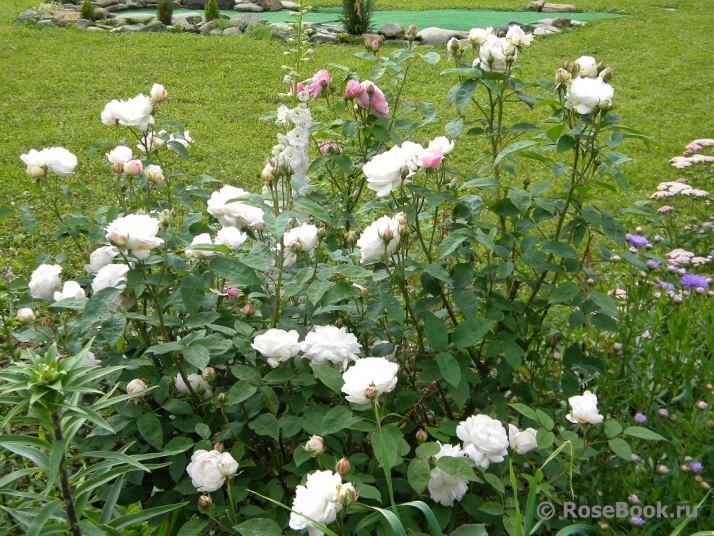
[371,431,398,468]
[182,344,210,370]
[407,458,431,494]
[311,363,344,394]
[415,442,441,458]
[383,295,405,324]
[424,264,453,282]
[483,472,505,494]
[27,500,63,536]
[307,280,333,305]
[479,502,504,516]
[180,273,206,316]
[549,282,581,304]
[321,406,355,435]
[588,290,618,316]
[249,413,280,440]
[450,524,489,536]
[436,352,461,388]
[235,518,282,536]
[209,257,261,287]
[494,140,538,167]
[508,189,532,213]
[100,313,126,347]
[262,211,292,240]
[226,381,258,406]
[542,240,578,258]
[109,502,187,530]
[536,410,554,431]
[556,134,576,153]
[195,423,211,440]
[446,118,464,139]
[453,318,492,349]
[137,412,163,449]
[178,519,208,536]
[19,206,36,233]
[623,426,667,441]
[509,403,538,422]
[424,313,448,352]
[604,420,623,439]
[419,51,441,65]
[436,456,480,481]
[601,217,625,244]
[454,79,478,116]
[608,438,631,460]
[80,287,120,331]
[241,242,272,272]
[438,234,468,259]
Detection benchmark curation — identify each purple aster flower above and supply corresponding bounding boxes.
[657,282,675,291]
[690,461,704,473]
[634,412,647,423]
[626,233,650,248]
[628,494,640,504]
[657,465,670,474]
[680,274,709,289]
[658,408,669,417]
[630,516,645,526]
[647,260,660,270]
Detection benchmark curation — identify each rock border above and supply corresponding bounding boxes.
[19,2,586,44]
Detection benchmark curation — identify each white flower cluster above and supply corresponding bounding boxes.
[273,103,313,184]
[650,180,709,200]
[207,185,266,230]
[186,227,248,258]
[468,25,532,74]
[289,470,356,536]
[356,214,404,262]
[186,449,238,492]
[561,56,614,114]
[20,147,77,178]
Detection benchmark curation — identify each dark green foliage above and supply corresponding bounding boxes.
[79,0,94,21]
[341,0,375,35]
[204,0,220,23]
[156,0,173,26]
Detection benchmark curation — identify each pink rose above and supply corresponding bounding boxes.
[356,81,389,118]
[418,149,444,169]
[123,159,143,177]
[344,79,364,100]
[308,69,332,99]
[319,140,341,155]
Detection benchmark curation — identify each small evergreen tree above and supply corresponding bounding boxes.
[80,0,95,21]
[341,0,374,35]
[156,0,173,26]
[204,0,220,23]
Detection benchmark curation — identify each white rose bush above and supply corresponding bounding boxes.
[3,6,708,536]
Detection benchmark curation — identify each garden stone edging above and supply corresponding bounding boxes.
[18,2,585,43]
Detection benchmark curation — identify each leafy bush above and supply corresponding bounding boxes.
[204,0,220,23]
[79,0,94,20]
[341,0,374,35]
[156,0,173,26]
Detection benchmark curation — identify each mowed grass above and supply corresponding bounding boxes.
[0,0,713,254]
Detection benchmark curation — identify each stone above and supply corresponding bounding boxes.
[75,18,92,28]
[121,23,145,31]
[542,3,577,12]
[200,20,215,34]
[18,9,38,20]
[96,23,114,28]
[210,28,224,34]
[524,0,544,11]
[223,26,242,35]
[183,0,208,8]
[125,0,146,7]
[268,22,291,31]
[254,0,282,11]
[86,26,106,30]
[106,4,129,12]
[506,20,536,33]
[310,31,337,43]
[238,13,260,29]
[281,1,299,10]
[37,19,53,25]
[62,4,79,10]
[93,0,118,7]
[378,22,403,39]
[416,27,468,46]
[51,11,81,26]
[570,19,586,26]
[234,1,262,11]
[140,21,165,30]
[94,7,110,18]
[173,1,182,7]
[217,0,236,8]
[534,24,561,35]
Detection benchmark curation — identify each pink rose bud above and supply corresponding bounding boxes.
[108,230,129,247]
[416,429,428,444]
[345,79,364,100]
[242,303,255,317]
[630,453,640,462]
[150,83,168,102]
[365,386,379,400]
[214,441,224,452]
[381,228,394,241]
[16,308,35,324]
[111,161,124,174]
[253,221,265,232]
[304,435,325,457]
[123,159,143,177]
[225,287,240,299]
[125,378,147,396]
[43,317,51,327]
[202,366,217,383]
[261,161,274,181]
[335,457,351,475]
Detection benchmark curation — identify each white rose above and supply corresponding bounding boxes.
[168,130,193,148]
[356,215,401,262]
[28,264,62,300]
[85,246,119,274]
[175,373,212,399]
[105,214,164,260]
[428,136,454,156]
[137,132,165,153]
[83,351,101,367]
[150,83,168,102]
[113,94,155,132]
[363,149,409,197]
[468,26,494,46]
[428,443,469,507]
[566,390,603,424]
[508,424,538,454]
[575,55,598,77]
[16,308,35,324]
[186,450,238,492]
[478,35,513,73]
[126,378,147,396]
[106,146,133,165]
[395,141,424,170]
[456,414,509,469]
[187,233,215,258]
[252,328,302,368]
[145,164,164,183]
[53,280,86,302]
[289,470,343,534]
[20,149,46,178]
[505,25,532,47]
[565,77,614,114]
[42,147,78,177]
[207,185,265,230]
[101,99,119,125]
[215,226,247,250]
[283,224,319,252]
[302,325,362,372]
[91,263,133,311]
[341,357,399,404]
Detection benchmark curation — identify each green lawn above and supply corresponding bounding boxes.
[1,0,713,253]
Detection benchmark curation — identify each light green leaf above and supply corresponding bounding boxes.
[623,426,667,441]
[235,518,282,536]
[407,458,431,494]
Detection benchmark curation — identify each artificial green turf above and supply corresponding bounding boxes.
[124,7,624,32]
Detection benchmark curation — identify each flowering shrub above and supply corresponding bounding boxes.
[3,6,714,536]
